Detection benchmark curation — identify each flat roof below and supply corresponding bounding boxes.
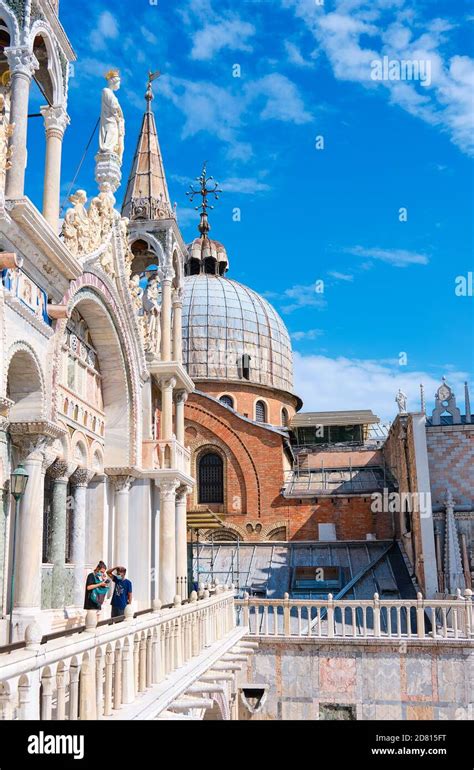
[291,410,380,428]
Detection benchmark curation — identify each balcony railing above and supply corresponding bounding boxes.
[0,587,240,720]
[142,439,191,475]
[235,591,473,641]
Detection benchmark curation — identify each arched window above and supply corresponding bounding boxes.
[255,400,267,423]
[281,407,289,427]
[198,452,224,504]
[219,394,234,409]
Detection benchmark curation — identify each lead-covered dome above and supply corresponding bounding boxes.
[182,274,294,394]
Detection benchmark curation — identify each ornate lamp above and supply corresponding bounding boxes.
[8,463,29,643]
[10,463,29,500]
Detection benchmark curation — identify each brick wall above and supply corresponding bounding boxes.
[185,392,393,542]
[426,424,474,508]
[194,380,297,426]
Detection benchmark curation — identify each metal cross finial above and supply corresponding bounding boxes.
[186,163,222,236]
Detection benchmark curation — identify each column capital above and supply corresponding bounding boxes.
[172,286,183,307]
[9,421,66,463]
[70,467,94,487]
[40,104,70,139]
[175,389,188,405]
[5,47,39,80]
[109,474,134,493]
[157,479,179,500]
[48,459,76,483]
[176,484,192,502]
[159,376,177,391]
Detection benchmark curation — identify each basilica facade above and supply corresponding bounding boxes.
[0,0,195,643]
[0,0,471,656]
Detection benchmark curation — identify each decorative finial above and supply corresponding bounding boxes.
[146,70,160,110]
[465,381,472,423]
[186,162,222,237]
[420,383,425,414]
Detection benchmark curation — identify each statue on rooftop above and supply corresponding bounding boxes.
[99,69,125,161]
[395,389,408,415]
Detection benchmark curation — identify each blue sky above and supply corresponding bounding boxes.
[27,0,474,420]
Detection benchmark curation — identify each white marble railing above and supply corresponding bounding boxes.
[235,591,473,640]
[142,439,191,475]
[0,588,237,720]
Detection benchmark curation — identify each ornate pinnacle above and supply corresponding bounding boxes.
[186,162,222,237]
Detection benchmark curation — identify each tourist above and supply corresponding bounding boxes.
[106,565,133,619]
[84,561,110,611]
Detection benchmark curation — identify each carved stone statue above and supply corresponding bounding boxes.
[61,190,116,257]
[395,389,408,415]
[99,70,125,160]
[143,276,161,356]
[130,274,144,313]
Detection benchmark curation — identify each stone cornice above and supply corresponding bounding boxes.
[36,1,76,62]
[8,420,66,440]
[4,292,54,338]
[6,197,82,285]
[149,361,194,394]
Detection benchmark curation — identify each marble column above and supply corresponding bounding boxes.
[158,480,178,605]
[71,468,92,608]
[48,460,74,609]
[160,377,176,441]
[175,390,187,446]
[112,476,133,568]
[5,47,39,199]
[176,485,191,599]
[10,433,52,611]
[172,287,183,363]
[160,278,172,361]
[40,105,70,229]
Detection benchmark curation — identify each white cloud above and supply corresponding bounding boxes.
[221,177,270,194]
[346,245,429,267]
[247,74,313,124]
[284,41,314,68]
[291,329,324,341]
[269,283,327,314]
[140,26,158,45]
[328,270,354,281]
[190,18,256,60]
[90,11,119,51]
[159,73,310,159]
[293,352,468,422]
[284,0,474,156]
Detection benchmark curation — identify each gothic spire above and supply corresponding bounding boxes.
[121,71,174,221]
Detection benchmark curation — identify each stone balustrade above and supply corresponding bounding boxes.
[235,591,473,640]
[0,587,241,720]
[142,438,191,474]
